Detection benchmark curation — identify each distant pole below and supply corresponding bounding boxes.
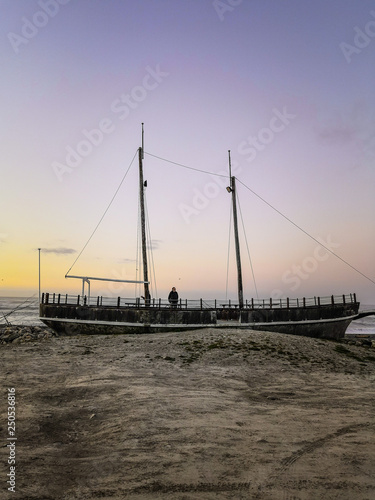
[38,248,41,304]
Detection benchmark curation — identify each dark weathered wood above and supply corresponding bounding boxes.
[138,147,150,305]
[40,299,360,340]
[231,175,243,309]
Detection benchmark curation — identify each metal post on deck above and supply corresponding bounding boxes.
[79,278,91,306]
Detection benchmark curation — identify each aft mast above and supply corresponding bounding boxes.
[139,123,151,304]
[227,150,244,308]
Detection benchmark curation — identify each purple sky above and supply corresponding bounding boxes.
[1,0,374,303]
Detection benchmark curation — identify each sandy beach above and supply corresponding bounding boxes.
[1,326,375,500]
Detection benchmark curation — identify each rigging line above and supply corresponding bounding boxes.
[237,178,375,287]
[0,314,11,325]
[144,193,151,297]
[135,192,141,297]
[3,294,37,318]
[236,190,259,300]
[142,144,157,298]
[148,226,158,299]
[2,294,37,325]
[225,201,232,302]
[65,149,138,277]
[144,194,158,299]
[144,151,228,178]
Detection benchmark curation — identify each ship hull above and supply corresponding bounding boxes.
[40,315,356,340]
[39,296,360,340]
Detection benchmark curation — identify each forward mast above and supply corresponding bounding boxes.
[139,123,151,304]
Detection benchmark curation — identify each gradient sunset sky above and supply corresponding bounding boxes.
[1,0,374,303]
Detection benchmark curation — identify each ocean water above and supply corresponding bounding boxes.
[345,304,375,335]
[0,296,40,326]
[0,296,374,335]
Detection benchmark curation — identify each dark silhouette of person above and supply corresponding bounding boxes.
[168,287,178,308]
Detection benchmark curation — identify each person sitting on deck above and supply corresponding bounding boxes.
[168,287,179,308]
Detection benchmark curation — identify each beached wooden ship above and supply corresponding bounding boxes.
[39,130,361,339]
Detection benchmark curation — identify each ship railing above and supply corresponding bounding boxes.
[245,293,357,309]
[41,293,357,309]
[40,294,220,309]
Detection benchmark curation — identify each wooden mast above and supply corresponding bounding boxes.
[228,150,244,308]
[139,123,150,304]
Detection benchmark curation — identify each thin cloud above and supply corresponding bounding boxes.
[0,233,8,244]
[117,242,162,263]
[317,126,356,144]
[315,105,369,145]
[40,247,76,255]
[147,239,162,250]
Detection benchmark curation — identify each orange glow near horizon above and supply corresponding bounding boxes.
[1,239,374,304]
